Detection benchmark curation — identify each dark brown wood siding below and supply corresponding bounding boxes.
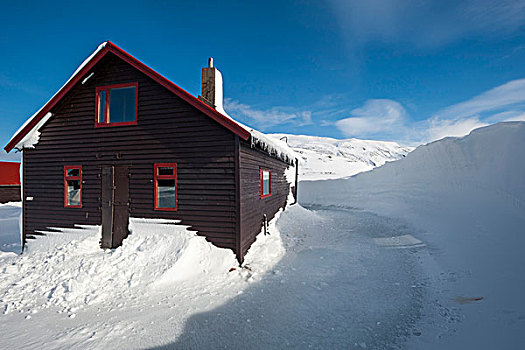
[22,53,237,250]
[238,142,291,260]
[0,186,20,203]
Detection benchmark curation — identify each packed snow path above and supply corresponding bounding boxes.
[152,205,428,349]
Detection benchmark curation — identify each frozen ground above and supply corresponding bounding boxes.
[1,122,523,349]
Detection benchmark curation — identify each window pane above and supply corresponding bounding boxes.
[67,168,80,177]
[98,90,105,123]
[109,86,136,123]
[67,180,81,206]
[158,167,173,176]
[262,170,270,195]
[157,179,175,208]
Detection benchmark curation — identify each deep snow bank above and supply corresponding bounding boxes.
[300,122,525,349]
[300,121,525,215]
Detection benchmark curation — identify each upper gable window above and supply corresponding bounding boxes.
[95,82,138,127]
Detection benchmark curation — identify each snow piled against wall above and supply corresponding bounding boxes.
[0,216,286,316]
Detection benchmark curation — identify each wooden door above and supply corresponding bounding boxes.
[100,165,130,249]
[112,165,130,247]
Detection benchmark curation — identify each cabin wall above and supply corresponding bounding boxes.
[22,53,238,251]
[0,186,20,203]
[238,142,291,260]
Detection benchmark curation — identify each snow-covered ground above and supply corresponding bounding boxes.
[0,211,286,349]
[270,133,413,180]
[1,122,523,349]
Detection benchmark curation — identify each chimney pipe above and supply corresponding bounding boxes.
[199,57,224,113]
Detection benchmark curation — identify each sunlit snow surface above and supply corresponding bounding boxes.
[1,122,524,349]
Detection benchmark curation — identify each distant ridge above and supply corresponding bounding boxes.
[269,133,413,180]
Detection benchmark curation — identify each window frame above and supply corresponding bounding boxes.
[64,165,82,208]
[154,163,178,211]
[260,168,272,199]
[95,82,138,127]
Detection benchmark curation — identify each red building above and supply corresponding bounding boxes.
[0,161,21,203]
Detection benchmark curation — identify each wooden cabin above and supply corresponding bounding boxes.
[0,161,21,203]
[4,42,297,263]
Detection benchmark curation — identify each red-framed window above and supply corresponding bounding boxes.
[64,165,82,208]
[260,168,271,199]
[95,82,138,127]
[154,163,177,211]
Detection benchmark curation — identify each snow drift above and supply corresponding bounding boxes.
[299,122,525,214]
[299,121,525,349]
[0,215,287,317]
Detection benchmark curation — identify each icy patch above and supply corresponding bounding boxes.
[373,234,425,249]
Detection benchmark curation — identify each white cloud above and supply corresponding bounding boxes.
[422,78,525,142]
[333,78,525,145]
[435,79,525,120]
[335,99,408,139]
[224,99,312,130]
[424,117,489,142]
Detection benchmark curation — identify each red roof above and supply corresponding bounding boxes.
[4,41,250,153]
[0,162,20,185]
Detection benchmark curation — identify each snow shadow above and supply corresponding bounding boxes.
[147,207,428,349]
[0,203,21,254]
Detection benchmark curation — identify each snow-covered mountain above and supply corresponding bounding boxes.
[269,133,413,180]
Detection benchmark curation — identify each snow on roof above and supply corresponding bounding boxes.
[8,43,108,151]
[247,128,297,164]
[218,109,297,164]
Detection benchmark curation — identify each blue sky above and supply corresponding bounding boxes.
[1,0,525,161]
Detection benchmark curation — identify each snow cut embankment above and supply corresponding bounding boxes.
[299,122,525,348]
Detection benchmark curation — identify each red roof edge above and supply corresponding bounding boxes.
[4,42,250,153]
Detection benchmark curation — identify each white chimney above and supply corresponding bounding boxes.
[199,57,225,114]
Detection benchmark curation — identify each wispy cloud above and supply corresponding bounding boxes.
[433,79,525,120]
[333,77,525,144]
[335,99,408,139]
[423,117,489,142]
[422,78,525,141]
[224,98,312,130]
[328,0,525,48]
